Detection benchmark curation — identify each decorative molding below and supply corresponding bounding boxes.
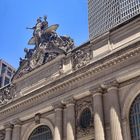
[61,97,75,107]
[0,84,16,105]
[52,101,64,110]
[22,118,54,140]
[89,85,103,95]
[4,122,13,129]
[0,42,139,120]
[103,79,119,91]
[12,118,22,126]
[75,96,94,138]
[73,91,91,100]
[72,49,91,70]
[34,113,41,125]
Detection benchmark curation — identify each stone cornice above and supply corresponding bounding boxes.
[4,122,13,129]
[61,97,75,106]
[0,42,140,120]
[12,118,22,126]
[103,79,119,89]
[89,85,103,94]
[13,54,65,83]
[52,101,64,110]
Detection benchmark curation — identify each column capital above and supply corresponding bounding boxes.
[53,102,64,111]
[103,79,119,91]
[61,97,75,107]
[90,85,103,96]
[12,118,22,126]
[4,122,13,130]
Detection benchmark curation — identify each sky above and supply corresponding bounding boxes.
[0,0,89,69]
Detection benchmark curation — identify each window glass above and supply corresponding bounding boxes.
[7,70,12,77]
[80,108,92,129]
[0,76,3,87]
[1,64,6,74]
[130,95,140,140]
[28,125,52,140]
[4,77,10,86]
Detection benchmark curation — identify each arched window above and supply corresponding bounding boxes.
[28,125,52,140]
[129,95,140,140]
[80,108,92,129]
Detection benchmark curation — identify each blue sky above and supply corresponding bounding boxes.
[0,0,89,69]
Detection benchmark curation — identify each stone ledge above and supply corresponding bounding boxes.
[0,43,139,119]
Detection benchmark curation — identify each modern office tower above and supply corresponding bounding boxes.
[88,0,140,39]
[120,0,140,21]
[0,59,16,88]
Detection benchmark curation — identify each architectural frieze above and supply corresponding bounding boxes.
[0,42,140,120]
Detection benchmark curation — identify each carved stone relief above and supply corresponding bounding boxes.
[72,49,91,70]
[0,84,16,105]
[13,16,75,80]
[75,96,94,139]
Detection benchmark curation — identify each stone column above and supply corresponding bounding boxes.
[12,119,22,140]
[4,123,13,140]
[122,118,131,140]
[63,107,67,140]
[64,99,75,140]
[91,87,105,140]
[0,130,5,140]
[54,104,63,140]
[106,82,123,140]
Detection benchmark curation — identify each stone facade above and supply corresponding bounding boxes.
[0,15,140,140]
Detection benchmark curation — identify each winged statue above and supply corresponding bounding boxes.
[16,16,75,78]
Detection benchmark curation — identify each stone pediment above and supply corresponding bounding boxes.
[12,16,75,81]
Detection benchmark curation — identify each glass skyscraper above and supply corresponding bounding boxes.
[88,0,140,39]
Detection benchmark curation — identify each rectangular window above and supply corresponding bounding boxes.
[0,76,3,87]
[1,63,7,74]
[7,70,12,77]
[4,77,10,86]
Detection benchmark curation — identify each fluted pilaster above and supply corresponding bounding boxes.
[91,86,105,140]
[63,107,67,140]
[54,103,63,140]
[12,119,21,140]
[66,103,75,140]
[105,80,123,140]
[4,123,13,140]
[62,98,75,140]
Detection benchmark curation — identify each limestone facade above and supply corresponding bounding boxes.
[0,16,140,140]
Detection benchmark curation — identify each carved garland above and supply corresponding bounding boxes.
[76,96,94,138]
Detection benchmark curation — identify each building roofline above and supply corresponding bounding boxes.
[0,59,16,71]
[72,40,90,52]
[110,13,140,32]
